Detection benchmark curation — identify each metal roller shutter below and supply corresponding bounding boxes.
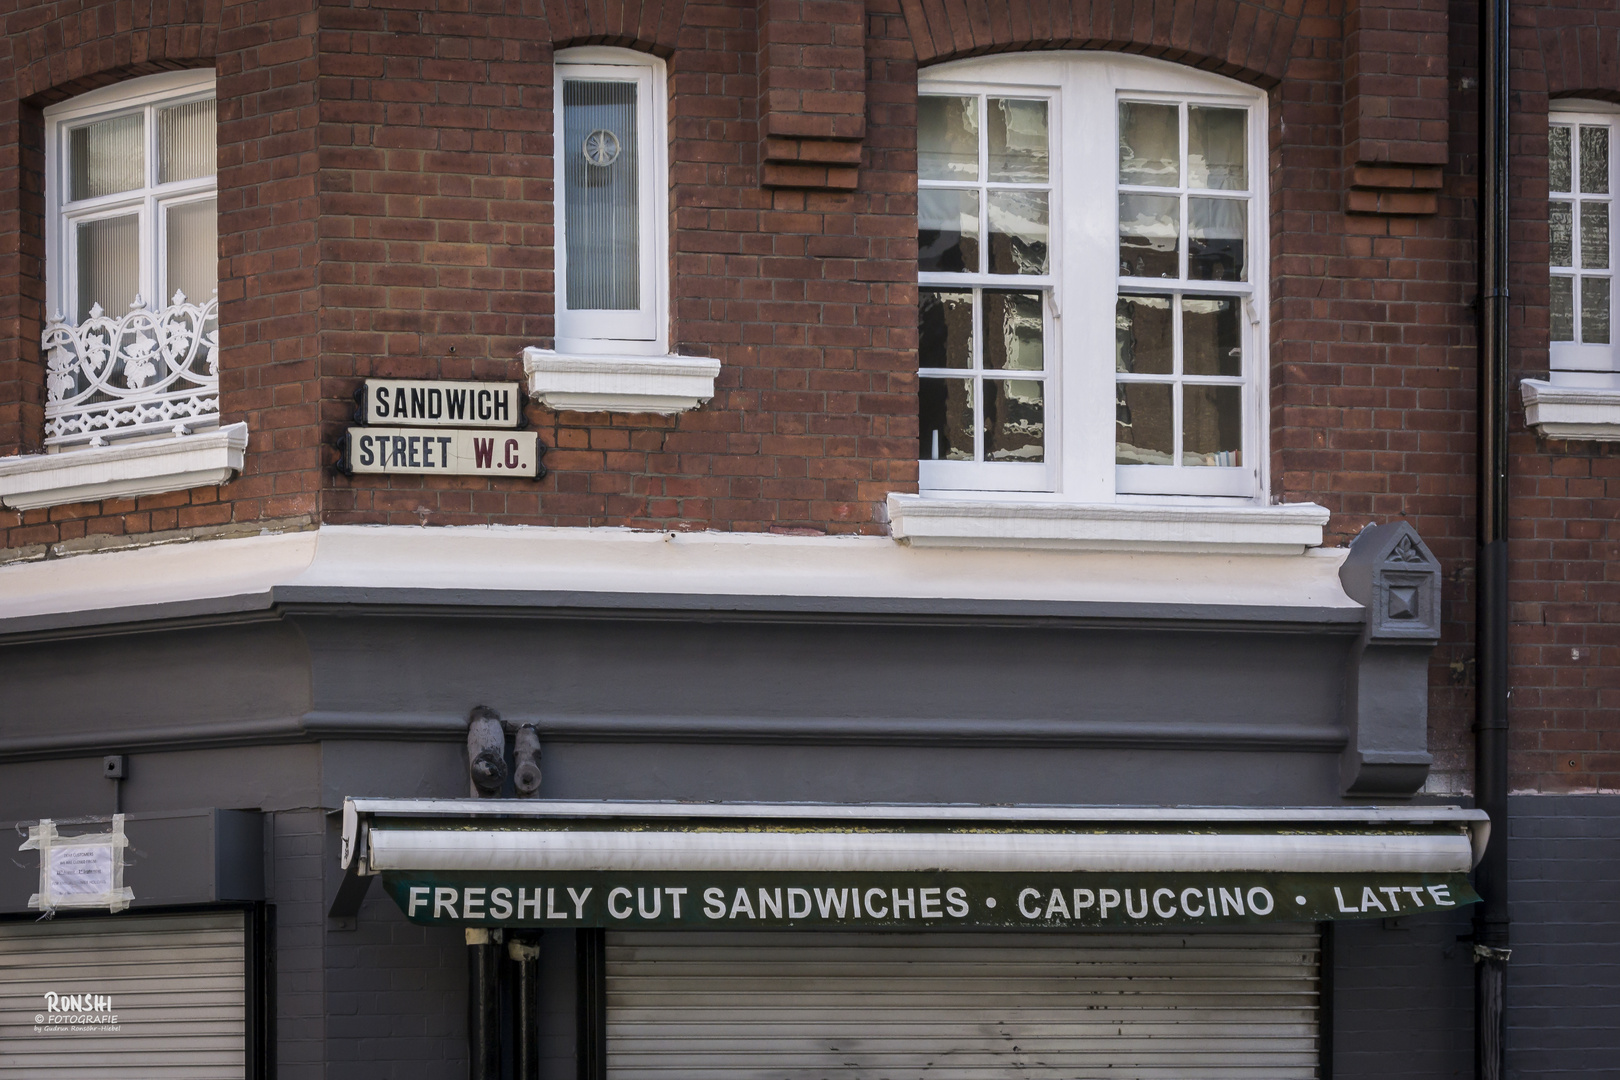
[0,911,246,1079]
[608,928,1320,1080]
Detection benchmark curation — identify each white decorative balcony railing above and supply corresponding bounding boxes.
[42,292,219,449]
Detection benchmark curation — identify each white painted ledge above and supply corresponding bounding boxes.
[1520,379,1620,441]
[0,422,249,510]
[888,494,1331,554]
[522,348,721,414]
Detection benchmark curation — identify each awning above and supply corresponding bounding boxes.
[342,799,1488,929]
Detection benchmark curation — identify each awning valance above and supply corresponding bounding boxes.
[342,799,1488,930]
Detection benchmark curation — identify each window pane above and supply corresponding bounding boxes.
[1582,276,1610,344]
[988,98,1048,182]
[158,98,216,184]
[1580,126,1609,194]
[1116,383,1173,465]
[563,78,640,311]
[1118,102,1178,187]
[1188,197,1247,281]
[1581,202,1609,269]
[76,214,140,322]
[1549,201,1573,266]
[919,95,978,181]
[69,113,144,201]
[1550,126,1571,192]
[987,190,1049,274]
[1550,275,1575,340]
[1189,106,1247,190]
[919,289,973,369]
[165,198,217,305]
[919,189,980,273]
[920,377,974,460]
[1183,385,1243,466]
[984,379,1044,461]
[1119,194,1179,278]
[1183,296,1243,376]
[1115,295,1173,374]
[983,291,1043,371]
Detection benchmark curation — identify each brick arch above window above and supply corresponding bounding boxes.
[8,2,219,105]
[900,0,1298,88]
[542,0,681,59]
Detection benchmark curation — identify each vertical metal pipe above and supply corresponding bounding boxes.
[1475,0,1513,1074]
[467,929,501,1080]
[511,936,542,1080]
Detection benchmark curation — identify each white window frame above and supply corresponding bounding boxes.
[43,69,218,323]
[554,47,669,356]
[1548,101,1619,388]
[918,54,1269,504]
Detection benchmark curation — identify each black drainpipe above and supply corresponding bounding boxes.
[1475,0,1512,1075]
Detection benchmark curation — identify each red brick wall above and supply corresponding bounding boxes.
[0,0,1614,792]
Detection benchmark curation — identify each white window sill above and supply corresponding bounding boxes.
[887,493,1331,554]
[1520,379,1620,441]
[0,422,248,511]
[522,348,721,415]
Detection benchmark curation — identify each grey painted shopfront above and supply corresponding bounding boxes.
[0,523,1614,1078]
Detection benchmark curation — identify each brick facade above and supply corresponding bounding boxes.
[0,0,1616,793]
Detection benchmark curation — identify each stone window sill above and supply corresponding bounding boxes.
[1520,379,1620,441]
[887,493,1331,555]
[0,422,249,511]
[522,348,722,415]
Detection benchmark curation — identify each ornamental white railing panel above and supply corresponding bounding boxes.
[42,292,219,448]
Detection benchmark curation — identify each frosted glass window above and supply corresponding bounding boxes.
[69,113,143,201]
[1550,276,1574,341]
[166,198,218,304]
[563,79,641,311]
[1582,276,1610,344]
[1581,126,1609,194]
[159,99,217,184]
[1550,126,1571,192]
[76,215,140,322]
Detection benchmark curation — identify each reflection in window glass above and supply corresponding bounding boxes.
[1550,275,1575,341]
[69,113,144,201]
[1183,385,1243,466]
[919,289,973,369]
[1118,102,1178,187]
[984,379,1044,461]
[919,377,974,460]
[1188,197,1246,281]
[987,190,1049,274]
[1582,276,1610,344]
[1189,106,1246,190]
[1550,126,1571,193]
[983,291,1043,371]
[1550,201,1573,266]
[1581,126,1609,194]
[1183,296,1243,376]
[1115,295,1173,374]
[988,98,1049,182]
[919,96,979,181]
[1582,202,1609,269]
[919,189,980,272]
[1116,382,1174,465]
[1119,194,1179,278]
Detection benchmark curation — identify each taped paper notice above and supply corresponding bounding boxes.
[20,815,133,912]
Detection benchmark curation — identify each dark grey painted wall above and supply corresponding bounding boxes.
[1504,794,1620,1077]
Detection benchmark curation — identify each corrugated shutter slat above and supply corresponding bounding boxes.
[0,912,246,1079]
[607,929,1319,1080]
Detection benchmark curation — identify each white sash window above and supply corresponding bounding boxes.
[554,49,668,355]
[918,55,1267,501]
[43,71,219,449]
[1549,106,1619,387]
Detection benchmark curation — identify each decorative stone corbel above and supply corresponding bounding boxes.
[1336,522,1443,796]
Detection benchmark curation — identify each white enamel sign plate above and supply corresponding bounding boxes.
[360,379,523,428]
[347,428,542,477]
